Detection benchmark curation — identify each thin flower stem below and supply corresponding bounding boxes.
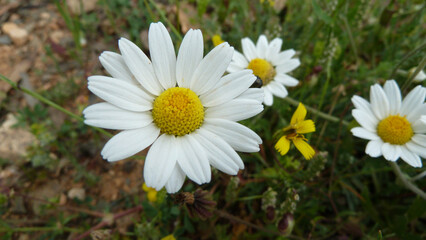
[0,74,112,137]
[148,0,183,41]
[237,195,263,201]
[389,162,426,200]
[283,97,349,126]
[0,226,81,233]
[412,171,426,181]
[342,17,358,59]
[214,209,282,236]
[73,206,143,240]
[389,42,426,79]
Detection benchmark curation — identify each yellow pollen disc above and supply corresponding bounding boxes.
[152,87,204,136]
[247,58,276,85]
[377,115,413,145]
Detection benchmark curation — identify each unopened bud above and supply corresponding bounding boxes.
[278,213,295,236]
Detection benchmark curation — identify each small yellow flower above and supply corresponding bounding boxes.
[142,183,158,203]
[212,34,224,47]
[161,234,176,240]
[275,103,316,160]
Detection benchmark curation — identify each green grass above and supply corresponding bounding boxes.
[0,0,425,239]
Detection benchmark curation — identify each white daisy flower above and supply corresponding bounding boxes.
[227,35,300,106]
[83,22,264,193]
[351,80,426,167]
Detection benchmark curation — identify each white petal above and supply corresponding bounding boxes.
[352,109,378,132]
[274,73,299,87]
[241,37,258,61]
[266,81,288,98]
[194,128,243,174]
[190,43,233,95]
[265,38,282,61]
[165,164,186,193]
[88,76,153,112]
[149,22,177,89]
[351,96,378,123]
[177,135,211,184]
[144,134,178,190]
[351,127,380,140]
[205,99,263,121]
[230,50,249,69]
[263,88,274,106]
[411,134,426,148]
[118,38,163,95]
[370,84,390,120]
[412,116,426,133]
[256,35,268,59]
[227,62,246,73]
[276,59,300,74]
[381,143,401,161]
[237,88,264,103]
[400,146,422,167]
[203,118,261,152]
[176,29,203,88]
[101,123,160,162]
[365,139,383,157]
[99,51,135,84]
[83,102,152,130]
[403,86,426,122]
[271,49,296,66]
[201,70,256,107]
[383,80,401,115]
[406,141,426,159]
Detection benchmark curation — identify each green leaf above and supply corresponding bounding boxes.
[312,0,333,25]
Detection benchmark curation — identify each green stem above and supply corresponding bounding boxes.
[0,74,112,137]
[237,195,263,201]
[389,42,426,79]
[342,17,358,58]
[389,162,426,200]
[148,0,183,41]
[283,97,349,126]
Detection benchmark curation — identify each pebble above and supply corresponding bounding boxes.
[1,22,28,46]
[67,187,86,201]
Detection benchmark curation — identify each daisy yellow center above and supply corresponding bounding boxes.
[247,58,276,85]
[152,87,204,136]
[377,115,413,145]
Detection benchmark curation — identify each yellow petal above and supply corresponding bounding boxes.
[296,120,315,134]
[212,35,225,47]
[161,234,176,240]
[275,136,291,156]
[142,183,151,192]
[147,190,158,203]
[291,103,307,125]
[292,138,315,160]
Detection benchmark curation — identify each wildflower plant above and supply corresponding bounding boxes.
[1,1,425,239]
[351,80,425,167]
[83,22,264,193]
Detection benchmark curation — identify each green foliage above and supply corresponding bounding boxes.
[2,0,425,239]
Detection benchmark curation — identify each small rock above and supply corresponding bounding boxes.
[66,0,97,14]
[1,22,28,46]
[67,188,85,201]
[0,114,36,160]
[0,35,12,45]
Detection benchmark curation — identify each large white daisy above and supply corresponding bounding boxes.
[351,80,426,167]
[227,35,300,106]
[83,22,264,193]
